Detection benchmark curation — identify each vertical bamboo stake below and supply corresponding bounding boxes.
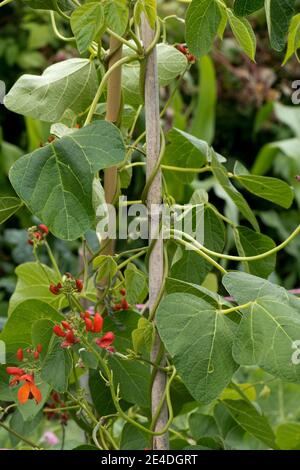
[104,36,123,256]
[141,16,169,450]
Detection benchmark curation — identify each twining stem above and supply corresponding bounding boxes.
[49,11,75,42]
[171,224,300,262]
[170,235,227,275]
[117,248,148,270]
[84,54,138,126]
[106,27,141,53]
[0,0,13,7]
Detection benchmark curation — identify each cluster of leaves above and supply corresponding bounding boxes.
[1,0,300,451]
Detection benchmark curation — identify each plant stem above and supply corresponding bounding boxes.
[117,248,148,270]
[50,11,75,42]
[0,420,41,449]
[219,301,253,315]
[0,0,13,7]
[45,241,61,279]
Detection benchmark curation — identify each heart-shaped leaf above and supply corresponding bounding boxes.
[4,58,98,123]
[9,121,125,240]
[156,293,238,403]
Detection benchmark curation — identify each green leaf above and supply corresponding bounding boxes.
[132,317,154,354]
[0,197,22,224]
[186,0,222,57]
[283,13,300,64]
[222,399,277,449]
[234,225,276,278]
[22,0,74,11]
[276,422,300,450]
[9,121,125,240]
[120,423,150,450]
[71,3,104,54]
[211,151,259,231]
[8,262,65,315]
[165,276,227,308]
[0,299,62,358]
[233,297,300,382]
[163,128,208,183]
[41,337,72,392]
[235,174,294,208]
[104,311,151,408]
[227,9,256,60]
[4,59,98,123]
[125,263,148,305]
[9,409,43,446]
[156,293,238,404]
[93,255,118,282]
[190,56,217,145]
[223,271,300,308]
[89,369,125,416]
[233,0,264,16]
[31,319,56,360]
[122,44,187,107]
[189,411,219,441]
[265,0,296,51]
[103,0,129,36]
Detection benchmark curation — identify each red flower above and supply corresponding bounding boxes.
[84,317,94,332]
[113,303,122,311]
[18,380,42,405]
[16,348,24,361]
[80,311,90,319]
[36,344,43,353]
[61,321,72,330]
[120,288,126,296]
[49,283,61,295]
[75,279,83,292]
[38,224,49,234]
[53,325,66,337]
[61,329,80,348]
[121,298,129,310]
[93,313,104,333]
[95,332,115,350]
[6,367,25,376]
[6,370,42,405]
[34,351,39,360]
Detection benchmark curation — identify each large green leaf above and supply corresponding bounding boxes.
[227,9,256,60]
[8,262,65,314]
[41,337,72,392]
[162,128,208,183]
[233,0,264,16]
[235,174,294,208]
[234,226,276,278]
[265,0,296,51]
[156,293,238,403]
[211,152,259,231]
[122,44,187,107]
[283,13,300,64]
[165,277,229,308]
[4,59,98,122]
[0,299,62,358]
[222,271,300,309]
[0,197,22,224]
[9,121,125,240]
[104,311,151,408]
[71,3,105,54]
[233,297,300,382]
[124,263,148,305]
[186,0,222,56]
[221,399,277,449]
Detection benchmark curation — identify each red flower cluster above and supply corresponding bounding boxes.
[53,321,80,348]
[27,224,49,246]
[17,344,42,362]
[112,289,129,311]
[6,367,42,405]
[80,311,104,333]
[176,44,196,63]
[45,391,69,425]
[49,273,83,296]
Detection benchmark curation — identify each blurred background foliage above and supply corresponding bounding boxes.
[1,1,300,320]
